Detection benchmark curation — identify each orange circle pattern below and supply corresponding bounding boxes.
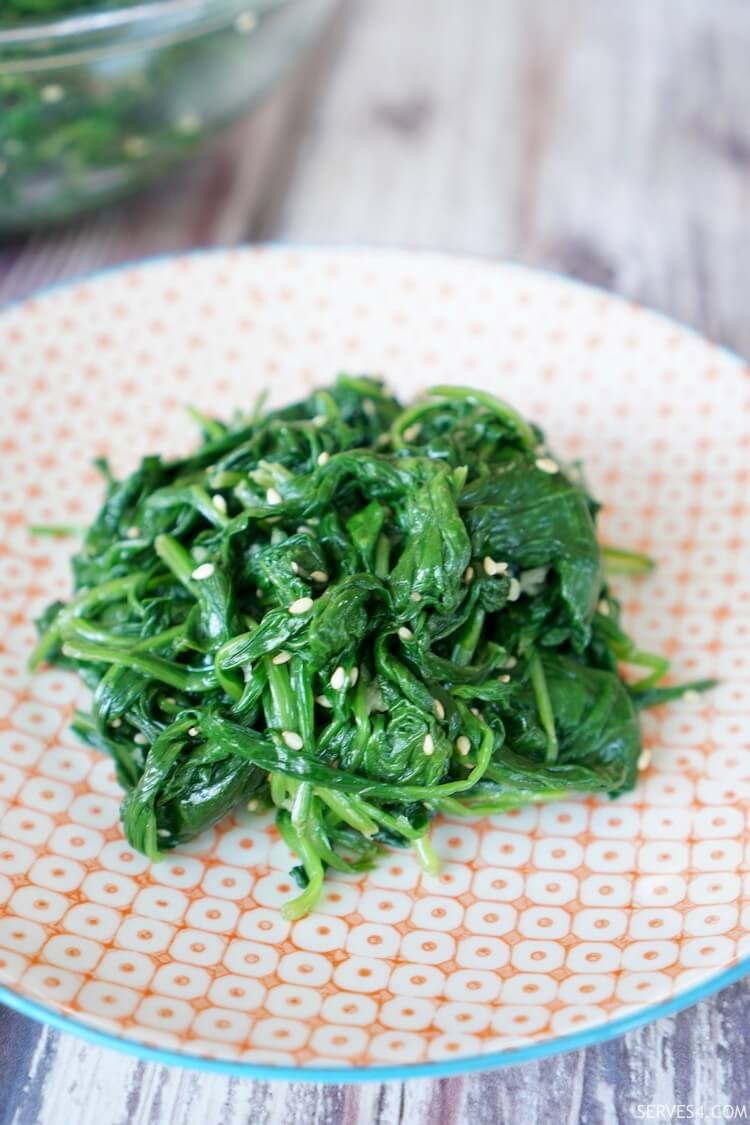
[0,248,748,1069]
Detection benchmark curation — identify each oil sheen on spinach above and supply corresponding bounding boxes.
[31,378,713,919]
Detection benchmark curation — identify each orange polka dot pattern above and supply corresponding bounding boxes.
[0,247,748,1071]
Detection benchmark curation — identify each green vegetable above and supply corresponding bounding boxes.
[0,63,207,227]
[31,376,713,919]
[0,2,263,227]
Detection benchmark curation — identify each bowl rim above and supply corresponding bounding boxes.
[0,0,284,49]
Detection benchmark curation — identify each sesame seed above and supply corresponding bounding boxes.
[266,487,282,505]
[422,733,435,756]
[191,562,215,581]
[456,735,471,756]
[312,414,327,427]
[410,591,422,603]
[398,626,414,641]
[188,726,199,737]
[176,110,202,135]
[484,557,509,577]
[350,666,359,686]
[683,690,700,704]
[362,399,375,416]
[470,707,481,718]
[433,699,445,721]
[110,718,122,728]
[134,733,148,746]
[126,526,140,539]
[403,423,422,442]
[242,664,253,681]
[123,135,148,158]
[499,674,511,683]
[282,730,303,750]
[464,565,475,584]
[41,84,65,104]
[520,566,548,595]
[637,749,652,771]
[317,451,330,466]
[330,665,346,691]
[598,598,610,616]
[290,561,300,575]
[235,10,257,32]
[212,494,227,514]
[289,596,314,615]
[535,457,559,474]
[507,577,521,602]
[503,656,518,669]
[310,570,329,583]
[157,828,171,838]
[272,651,291,665]
[247,798,259,811]
[164,697,176,707]
[315,695,332,709]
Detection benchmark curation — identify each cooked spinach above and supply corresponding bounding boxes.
[0,65,207,229]
[3,0,133,19]
[31,377,713,919]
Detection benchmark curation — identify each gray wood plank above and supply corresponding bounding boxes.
[4,983,750,1125]
[278,0,750,354]
[2,0,750,1121]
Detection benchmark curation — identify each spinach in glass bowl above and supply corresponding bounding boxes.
[3,0,139,23]
[0,0,334,229]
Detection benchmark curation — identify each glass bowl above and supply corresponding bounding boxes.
[0,0,334,230]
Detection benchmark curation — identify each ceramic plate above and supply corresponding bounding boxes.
[0,247,749,1081]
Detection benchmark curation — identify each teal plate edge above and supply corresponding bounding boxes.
[2,955,750,1083]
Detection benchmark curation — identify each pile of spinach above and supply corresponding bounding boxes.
[31,378,712,918]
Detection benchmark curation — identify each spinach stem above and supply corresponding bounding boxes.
[264,656,298,731]
[602,545,655,576]
[28,523,82,537]
[429,385,537,449]
[413,834,440,876]
[374,533,390,578]
[317,790,379,837]
[280,819,326,920]
[452,605,485,666]
[529,650,559,764]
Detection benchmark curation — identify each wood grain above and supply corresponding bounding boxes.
[3,985,750,1125]
[2,1,750,1121]
[278,0,750,354]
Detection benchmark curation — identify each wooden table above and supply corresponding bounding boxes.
[2,2,749,1120]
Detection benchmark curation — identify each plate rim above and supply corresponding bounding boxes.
[1,242,748,1082]
[2,954,750,1082]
